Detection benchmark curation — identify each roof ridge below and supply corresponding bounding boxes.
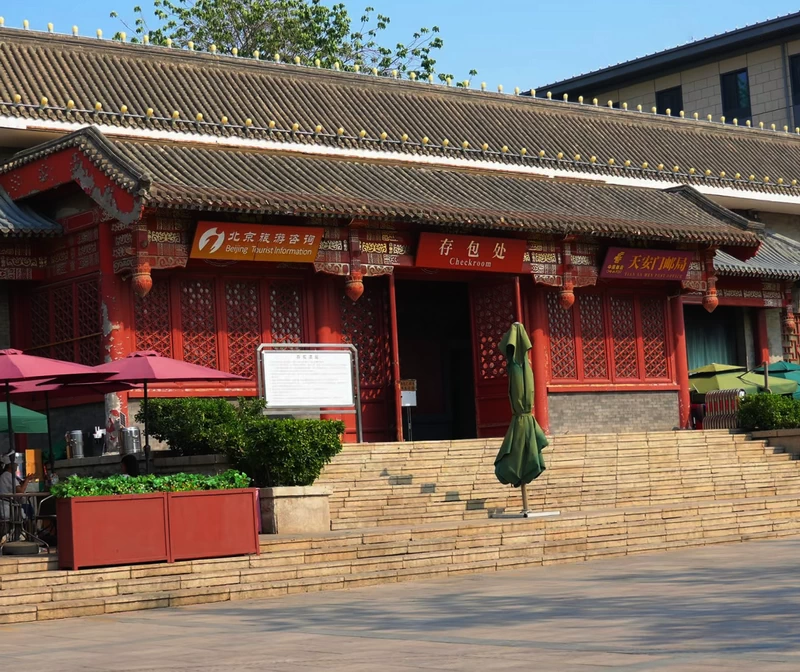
[2,26,800,146]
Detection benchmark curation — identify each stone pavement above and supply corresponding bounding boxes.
[2,538,800,671]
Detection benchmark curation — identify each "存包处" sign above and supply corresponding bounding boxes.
[415,232,527,273]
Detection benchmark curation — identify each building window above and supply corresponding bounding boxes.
[547,290,671,384]
[789,54,800,127]
[656,86,682,115]
[720,69,751,122]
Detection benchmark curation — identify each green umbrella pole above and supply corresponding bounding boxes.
[521,483,529,513]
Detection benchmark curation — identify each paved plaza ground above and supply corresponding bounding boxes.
[2,537,799,671]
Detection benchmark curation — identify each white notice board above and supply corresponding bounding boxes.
[260,350,355,408]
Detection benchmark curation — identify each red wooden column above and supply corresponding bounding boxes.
[513,276,524,323]
[387,274,404,442]
[529,283,550,433]
[756,308,771,366]
[670,295,691,429]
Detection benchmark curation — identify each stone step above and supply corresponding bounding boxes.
[1,493,798,623]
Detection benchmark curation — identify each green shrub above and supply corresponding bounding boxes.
[137,397,344,487]
[51,470,250,498]
[137,397,265,457]
[738,394,800,431]
[239,417,345,488]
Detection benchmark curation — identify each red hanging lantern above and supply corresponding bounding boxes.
[702,287,719,313]
[345,271,364,301]
[131,262,153,298]
[559,284,575,310]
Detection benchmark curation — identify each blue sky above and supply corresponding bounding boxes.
[3,1,800,90]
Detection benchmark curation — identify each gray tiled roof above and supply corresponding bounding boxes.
[0,127,761,247]
[0,187,60,235]
[716,231,800,280]
[1,29,800,198]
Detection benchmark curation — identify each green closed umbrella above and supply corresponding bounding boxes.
[494,323,549,512]
[0,403,47,434]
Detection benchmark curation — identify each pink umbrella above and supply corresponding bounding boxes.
[2,380,141,472]
[92,351,245,471]
[0,349,102,458]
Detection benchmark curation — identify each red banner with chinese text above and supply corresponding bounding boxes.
[415,233,527,273]
[600,247,693,281]
[190,222,324,263]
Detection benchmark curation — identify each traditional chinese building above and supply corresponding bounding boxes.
[1,28,800,448]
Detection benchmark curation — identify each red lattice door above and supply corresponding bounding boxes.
[469,281,517,438]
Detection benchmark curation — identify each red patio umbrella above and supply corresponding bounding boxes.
[0,349,102,459]
[92,352,245,472]
[2,380,140,472]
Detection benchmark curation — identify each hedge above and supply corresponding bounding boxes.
[51,470,250,498]
[738,394,800,431]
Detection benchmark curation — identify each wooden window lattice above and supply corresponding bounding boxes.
[225,280,260,379]
[610,295,639,379]
[546,291,578,379]
[577,293,608,379]
[269,282,304,344]
[341,281,391,398]
[180,279,218,368]
[641,296,669,378]
[472,283,516,381]
[134,278,172,357]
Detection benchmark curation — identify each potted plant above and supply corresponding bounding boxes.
[143,398,345,534]
[53,470,258,570]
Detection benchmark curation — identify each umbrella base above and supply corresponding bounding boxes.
[491,510,561,519]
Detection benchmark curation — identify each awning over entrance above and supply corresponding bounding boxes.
[0,127,762,249]
[0,187,60,236]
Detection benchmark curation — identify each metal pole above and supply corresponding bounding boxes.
[143,381,151,474]
[5,381,13,459]
[352,349,363,444]
[521,483,529,514]
[45,392,54,475]
[765,360,771,394]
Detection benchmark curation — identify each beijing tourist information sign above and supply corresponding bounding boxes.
[600,247,694,281]
[256,343,363,442]
[190,222,324,262]
[415,232,527,273]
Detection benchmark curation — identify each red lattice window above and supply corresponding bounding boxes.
[547,290,670,384]
[610,295,639,379]
[27,279,102,364]
[341,280,391,397]
[577,294,608,379]
[29,292,50,350]
[472,283,516,381]
[180,279,218,368]
[77,279,102,365]
[270,282,304,344]
[546,290,578,379]
[225,280,260,379]
[52,285,75,362]
[640,297,669,378]
[134,277,172,357]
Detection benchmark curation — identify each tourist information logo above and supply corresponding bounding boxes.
[190,222,324,263]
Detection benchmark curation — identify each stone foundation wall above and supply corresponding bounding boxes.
[548,391,679,435]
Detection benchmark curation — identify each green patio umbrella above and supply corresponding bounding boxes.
[738,371,798,396]
[494,323,549,513]
[754,362,800,399]
[0,403,47,434]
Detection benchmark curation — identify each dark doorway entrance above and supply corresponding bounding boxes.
[395,280,477,441]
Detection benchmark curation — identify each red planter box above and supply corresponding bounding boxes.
[57,493,170,570]
[57,488,260,570]
[168,489,260,561]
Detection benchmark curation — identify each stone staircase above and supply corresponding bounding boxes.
[1,429,799,624]
[318,431,800,529]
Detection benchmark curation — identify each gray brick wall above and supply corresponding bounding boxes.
[548,391,679,435]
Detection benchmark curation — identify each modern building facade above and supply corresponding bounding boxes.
[538,12,800,131]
